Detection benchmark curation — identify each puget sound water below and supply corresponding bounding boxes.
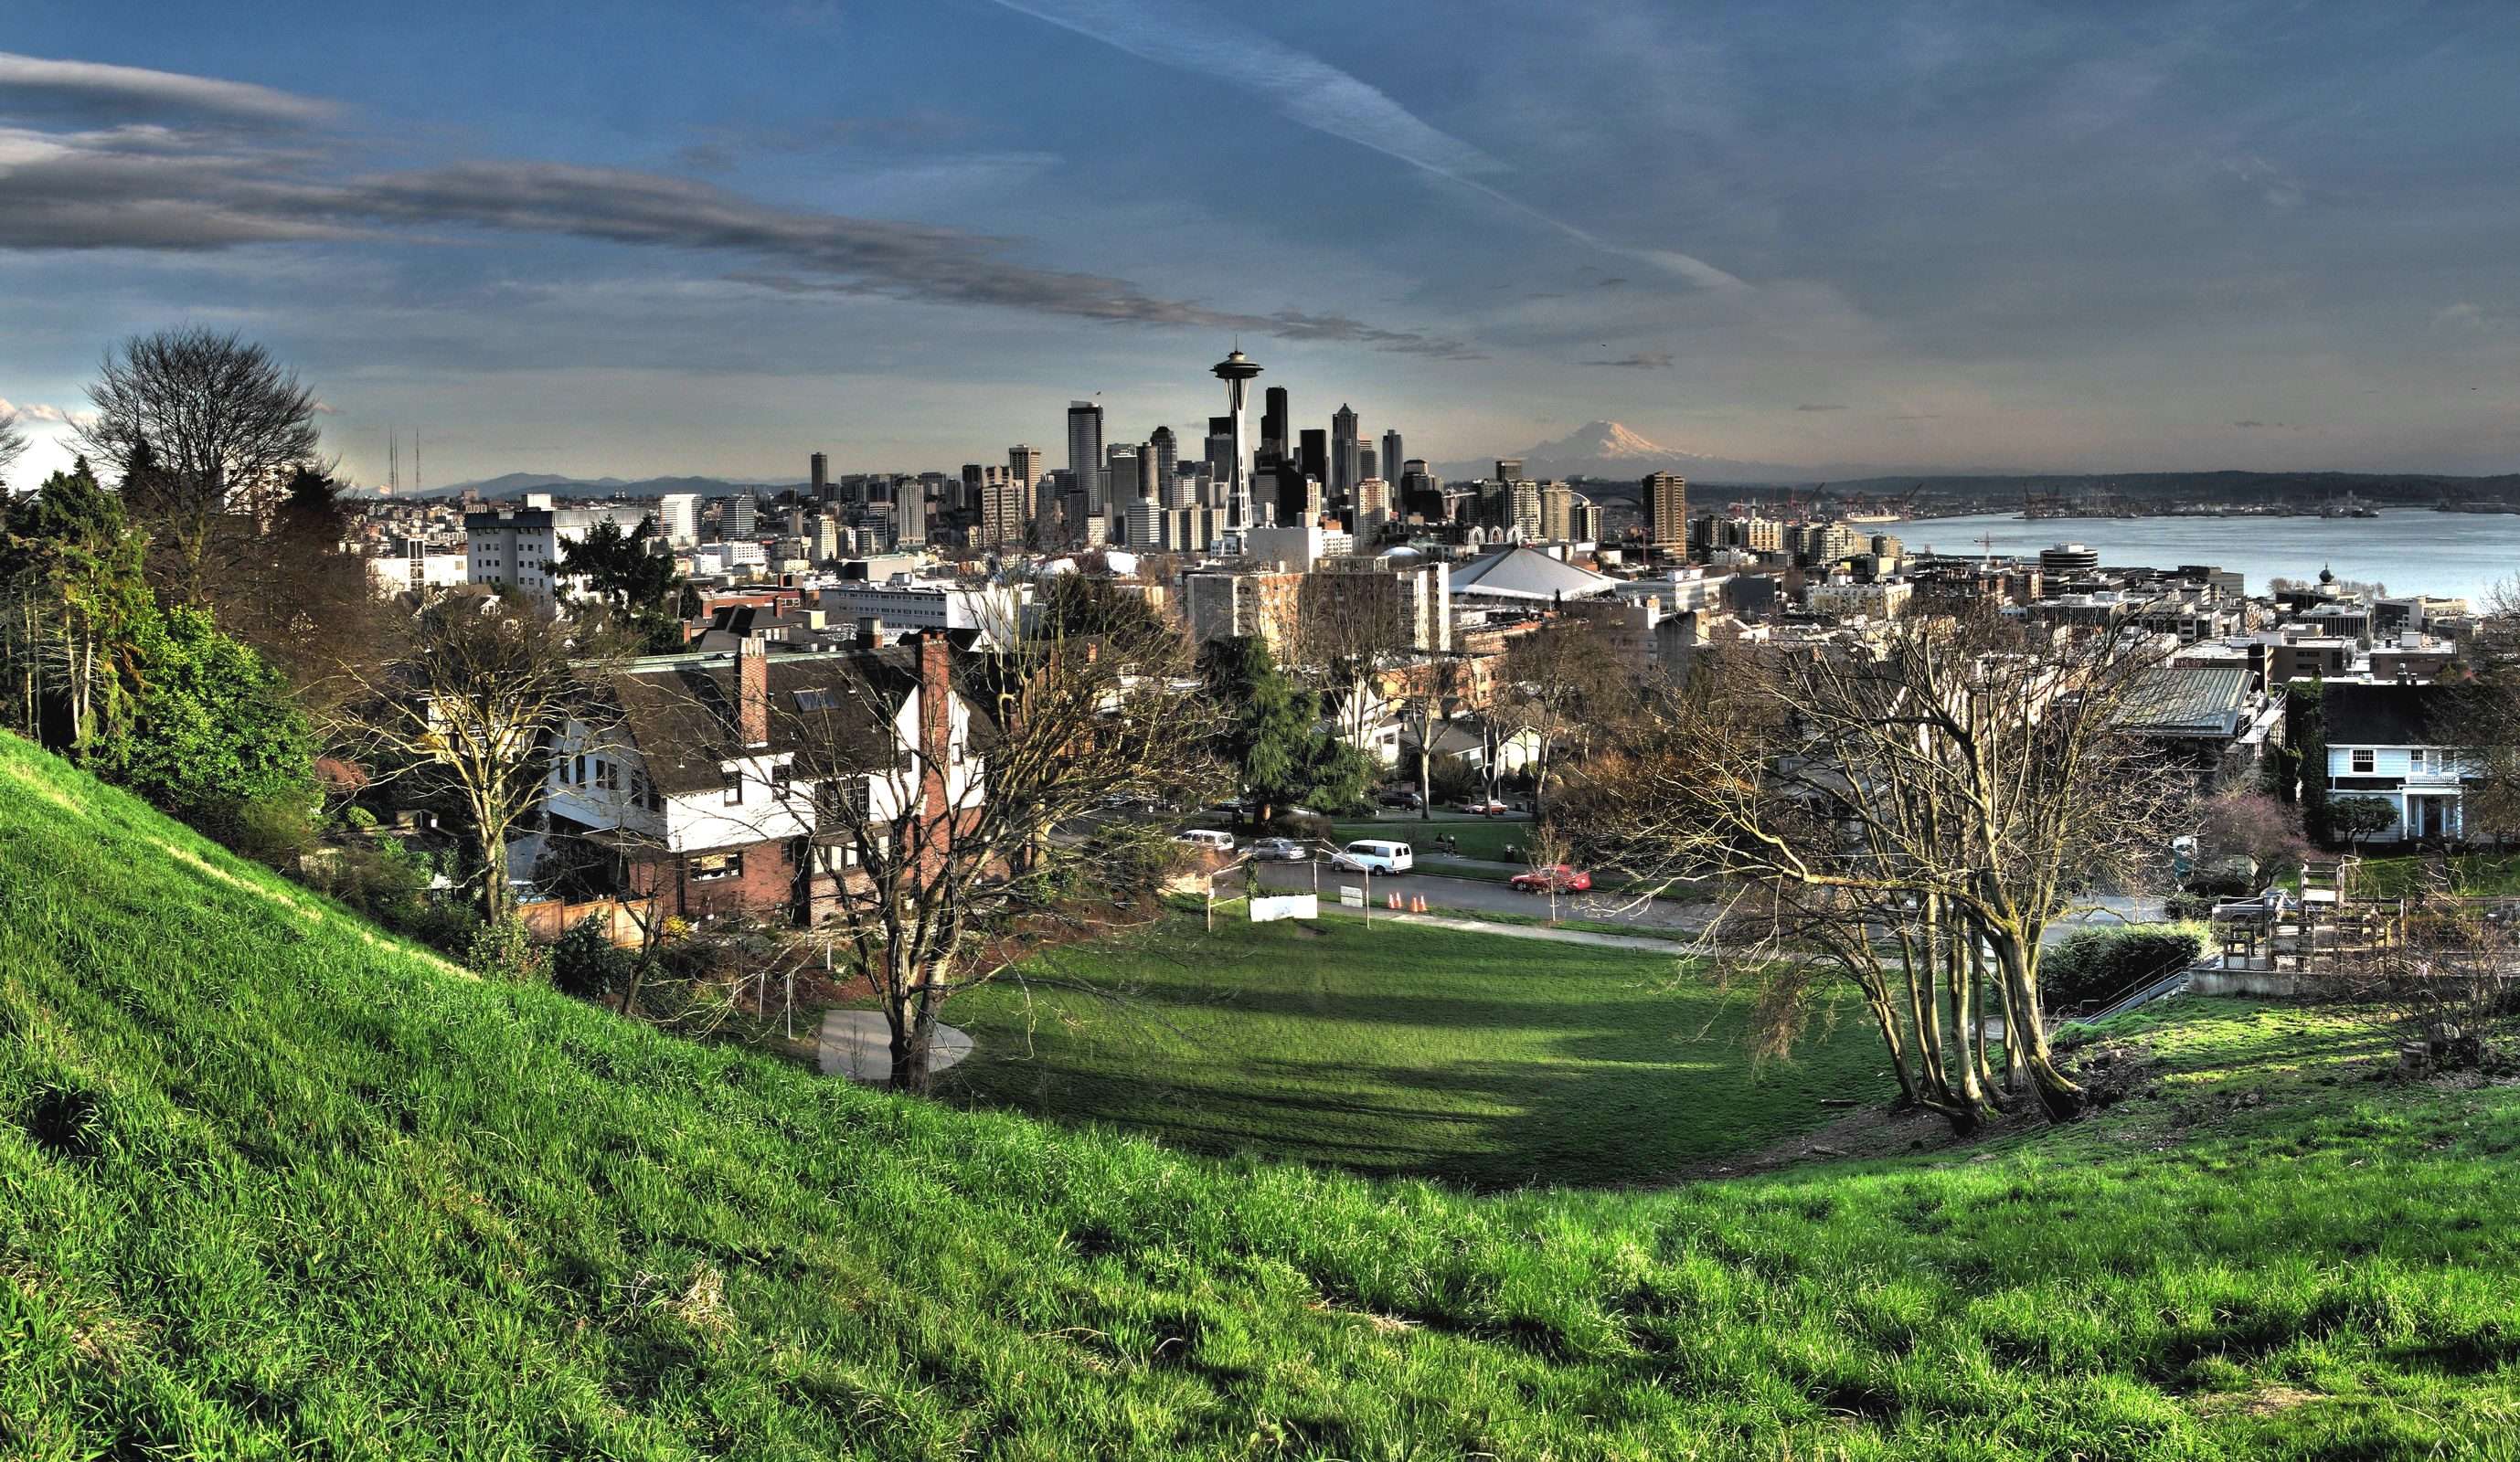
[1898,510,2520,607]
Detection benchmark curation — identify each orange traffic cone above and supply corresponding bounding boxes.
[1388,892,1401,910]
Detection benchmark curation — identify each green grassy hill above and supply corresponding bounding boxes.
[5,730,2520,1458]
[931,918,1886,1187]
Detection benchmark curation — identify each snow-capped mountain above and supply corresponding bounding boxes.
[1438,421,1808,484]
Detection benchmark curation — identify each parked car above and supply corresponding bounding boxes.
[1330,839,1414,874]
[1455,798,1513,816]
[1249,837,1309,862]
[1376,787,1425,810]
[1174,829,1236,852]
[1509,864,1593,894]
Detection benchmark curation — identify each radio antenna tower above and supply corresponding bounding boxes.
[388,428,399,494]
[413,434,421,494]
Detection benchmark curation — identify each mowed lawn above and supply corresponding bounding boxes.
[936,914,1886,1187]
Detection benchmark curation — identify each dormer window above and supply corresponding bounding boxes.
[723,768,745,805]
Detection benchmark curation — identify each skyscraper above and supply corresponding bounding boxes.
[1204,416,1235,505]
[1008,443,1044,493]
[1105,443,1142,535]
[810,451,830,502]
[723,493,759,539]
[1148,425,1177,494]
[1495,458,1524,483]
[1211,347,1263,533]
[1298,429,1328,487]
[1380,430,1403,488]
[1331,403,1360,497]
[1066,401,1104,514]
[1261,386,1289,461]
[1642,471,1688,552]
[894,479,927,548]
[1359,446,1378,484]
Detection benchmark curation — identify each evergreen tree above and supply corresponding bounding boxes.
[1199,635,1377,818]
[556,517,688,653]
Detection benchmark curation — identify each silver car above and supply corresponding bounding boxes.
[1249,837,1310,862]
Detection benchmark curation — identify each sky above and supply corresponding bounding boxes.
[3,0,2518,489]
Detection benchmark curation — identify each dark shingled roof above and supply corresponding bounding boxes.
[597,643,997,796]
[2323,680,2462,748]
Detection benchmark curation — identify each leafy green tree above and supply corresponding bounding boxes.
[0,458,154,754]
[108,602,315,832]
[1200,635,1377,817]
[1201,636,1315,818]
[556,516,689,653]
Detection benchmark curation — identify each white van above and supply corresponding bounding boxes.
[1334,839,1413,874]
[1174,829,1237,853]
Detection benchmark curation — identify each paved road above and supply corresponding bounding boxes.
[1248,861,2164,943]
[1249,861,1707,931]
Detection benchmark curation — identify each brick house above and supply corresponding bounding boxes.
[538,632,991,925]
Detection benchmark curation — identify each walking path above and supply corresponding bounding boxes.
[817,1009,973,1083]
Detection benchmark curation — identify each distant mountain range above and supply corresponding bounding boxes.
[377,431,2520,509]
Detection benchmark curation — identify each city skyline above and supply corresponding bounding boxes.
[7,3,2520,488]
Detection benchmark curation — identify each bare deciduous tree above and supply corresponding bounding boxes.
[0,406,27,490]
[1391,653,1473,820]
[743,603,1224,1089]
[1568,608,2191,1125]
[75,328,324,596]
[1498,620,1633,819]
[330,593,622,925]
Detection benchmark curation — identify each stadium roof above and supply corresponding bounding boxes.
[1447,546,1618,603]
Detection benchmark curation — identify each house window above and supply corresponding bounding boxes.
[2351,748,2375,774]
[723,768,745,805]
[573,753,587,785]
[689,852,743,883]
[598,759,621,792]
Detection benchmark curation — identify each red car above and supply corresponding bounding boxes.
[1510,864,1592,894]
[1455,798,1513,816]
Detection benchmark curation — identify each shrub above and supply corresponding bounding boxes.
[464,917,550,983]
[2042,924,2206,1011]
[550,916,635,1001]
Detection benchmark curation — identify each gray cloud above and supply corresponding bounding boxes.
[0,51,338,125]
[1584,351,1674,370]
[0,73,1478,359]
[1795,402,1846,412]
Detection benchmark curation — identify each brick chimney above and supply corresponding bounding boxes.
[737,636,769,747]
[917,631,952,803]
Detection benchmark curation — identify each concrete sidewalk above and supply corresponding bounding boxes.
[1381,911,1697,952]
[818,1009,973,1083]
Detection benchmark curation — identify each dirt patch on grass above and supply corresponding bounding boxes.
[1659,1037,2174,1181]
[2191,1383,2322,1417]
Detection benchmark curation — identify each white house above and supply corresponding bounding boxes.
[2321,680,2472,842]
[537,635,991,924]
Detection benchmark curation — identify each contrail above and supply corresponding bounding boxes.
[983,0,1741,289]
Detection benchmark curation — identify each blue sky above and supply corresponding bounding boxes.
[3,0,2517,487]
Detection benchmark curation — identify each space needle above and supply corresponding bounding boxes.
[1212,344,1262,546]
